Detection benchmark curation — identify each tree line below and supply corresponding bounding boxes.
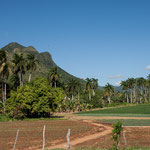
[121,77,150,104]
[0,48,150,118]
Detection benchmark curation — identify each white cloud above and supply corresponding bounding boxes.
[108,74,123,79]
[145,65,150,70]
[115,81,121,86]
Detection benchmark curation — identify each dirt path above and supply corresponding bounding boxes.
[48,120,112,149]
[45,112,150,149]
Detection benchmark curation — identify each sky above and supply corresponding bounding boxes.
[0,0,150,86]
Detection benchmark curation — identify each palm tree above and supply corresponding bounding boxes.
[136,77,146,103]
[76,80,82,101]
[66,79,78,100]
[146,77,150,102]
[48,67,61,88]
[26,53,39,82]
[91,78,98,96]
[85,78,93,100]
[12,53,25,86]
[126,78,136,103]
[103,83,114,104]
[0,49,12,111]
[120,80,129,103]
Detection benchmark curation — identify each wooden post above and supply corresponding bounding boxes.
[66,129,71,149]
[123,130,127,146]
[13,129,19,150]
[42,125,46,150]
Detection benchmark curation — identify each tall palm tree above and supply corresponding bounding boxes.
[85,78,93,100]
[76,80,82,101]
[48,67,61,88]
[146,76,150,102]
[126,78,136,103]
[91,78,98,96]
[0,49,12,112]
[120,80,129,103]
[12,53,25,86]
[26,53,39,82]
[136,77,146,103]
[66,79,78,100]
[103,83,114,104]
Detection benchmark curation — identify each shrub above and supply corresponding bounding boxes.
[112,121,123,150]
[6,78,65,118]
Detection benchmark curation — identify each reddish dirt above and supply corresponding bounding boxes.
[75,126,150,149]
[0,119,104,150]
[48,120,112,149]
[69,114,150,120]
[47,113,150,149]
[1,113,150,150]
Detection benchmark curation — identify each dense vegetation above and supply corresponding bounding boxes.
[1,44,150,119]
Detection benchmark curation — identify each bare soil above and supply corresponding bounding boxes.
[1,113,150,150]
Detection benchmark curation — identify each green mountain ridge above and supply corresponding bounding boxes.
[2,42,82,82]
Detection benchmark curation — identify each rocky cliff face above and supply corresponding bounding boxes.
[2,42,81,82]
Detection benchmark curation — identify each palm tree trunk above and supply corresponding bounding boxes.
[72,93,74,100]
[54,81,56,88]
[108,96,111,104]
[28,72,32,83]
[19,73,22,86]
[93,89,95,96]
[140,97,142,103]
[21,72,23,86]
[89,92,91,100]
[144,88,147,102]
[4,83,6,113]
[78,92,80,101]
[133,88,136,103]
[2,82,4,104]
[140,89,142,103]
[130,90,133,103]
[127,93,129,103]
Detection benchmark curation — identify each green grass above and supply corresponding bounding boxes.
[77,104,150,117]
[98,119,150,126]
[0,114,14,122]
[50,147,150,150]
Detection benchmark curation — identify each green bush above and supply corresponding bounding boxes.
[112,121,123,150]
[6,78,65,119]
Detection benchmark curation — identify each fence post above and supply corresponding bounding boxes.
[13,129,19,150]
[66,129,71,149]
[42,125,46,150]
[123,130,127,146]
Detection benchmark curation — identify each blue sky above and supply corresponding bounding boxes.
[0,0,150,86]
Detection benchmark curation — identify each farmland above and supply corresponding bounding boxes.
[1,105,150,149]
[0,119,102,150]
[77,104,150,117]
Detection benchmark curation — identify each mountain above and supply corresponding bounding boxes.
[98,86,122,92]
[1,42,82,83]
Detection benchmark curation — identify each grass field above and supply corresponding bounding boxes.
[98,119,150,126]
[50,147,150,150]
[77,104,150,117]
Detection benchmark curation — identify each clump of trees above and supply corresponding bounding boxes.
[6,78,65,119]
[121,77,150,104]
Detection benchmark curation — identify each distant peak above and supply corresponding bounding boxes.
[7,42,24,47]
[2,42,25,52]
[23,46,38,53]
